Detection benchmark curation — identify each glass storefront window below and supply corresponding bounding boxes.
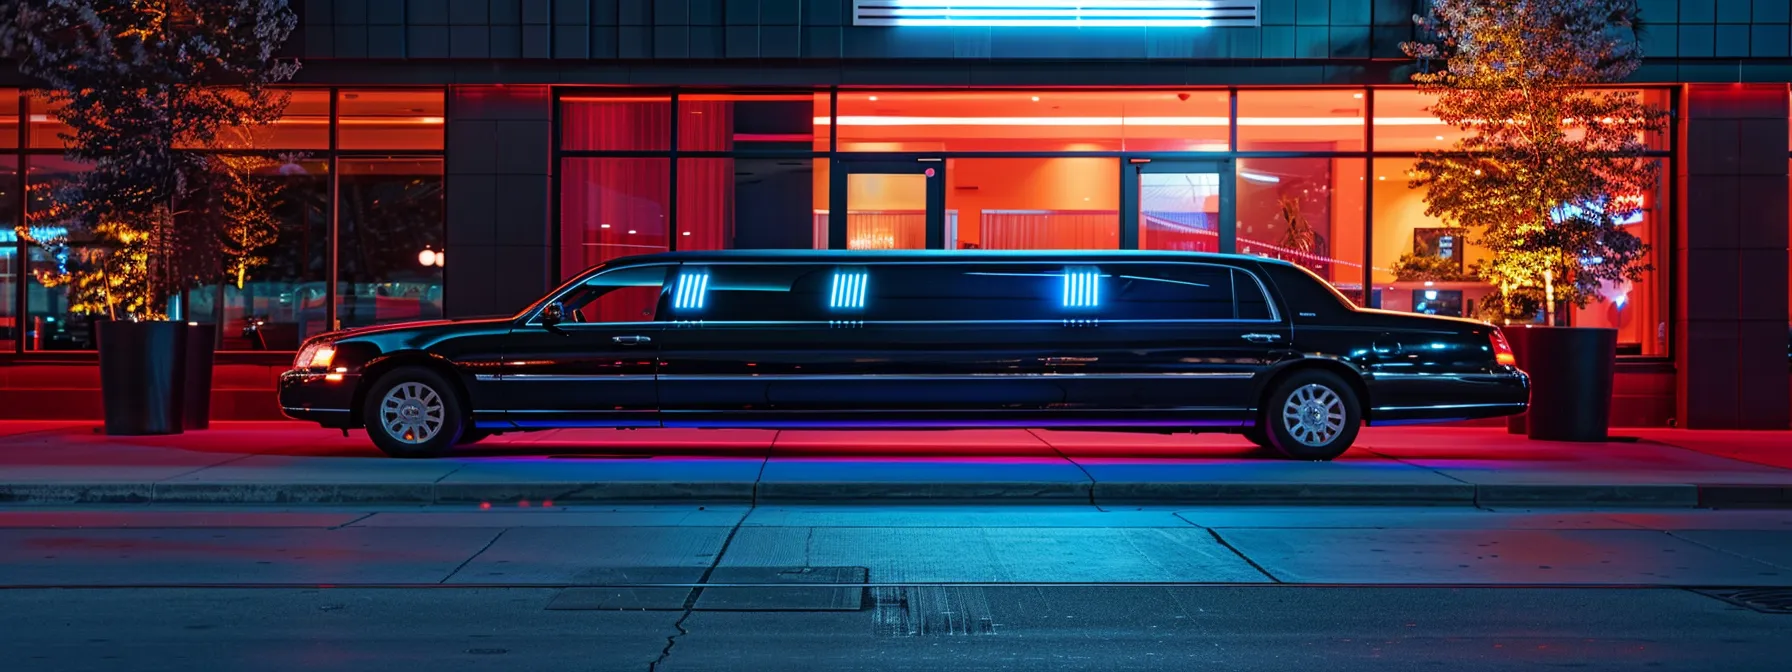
[677,158,819,251]
[1369,157,1666,356]
[1369,157,1491,318]
[0,90,16,148]
[23,156,96,350]
[560,158,670,277]
[834,90,1230,152]
[1236,158,1367,304]
[1237,89,1366,152]
[335,157,445,329]
[175,89,331,150]
[678,94,828,152]
[945,158,1120,250]
[336,90,445,151]
[182,158,330,350]
[27,93,72,150]
[1370,89,1464,153]
[0,156,15,351]
[561,95,671,151]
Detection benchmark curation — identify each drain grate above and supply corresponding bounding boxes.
[1697,588,1792,614]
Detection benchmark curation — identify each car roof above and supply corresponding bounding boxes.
[599,249,1296,268]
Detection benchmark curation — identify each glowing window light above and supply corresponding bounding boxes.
[673,268,710,311]
[829,268,869,310]
[1062,267,1102,308]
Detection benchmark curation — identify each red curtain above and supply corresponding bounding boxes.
[979,211,1119,250]
[676,100,733,251]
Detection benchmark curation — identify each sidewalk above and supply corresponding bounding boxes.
[1,421,1789,507]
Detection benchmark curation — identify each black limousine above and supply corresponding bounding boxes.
[280,251,1530,460]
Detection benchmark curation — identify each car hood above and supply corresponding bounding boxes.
[306,315,514,344]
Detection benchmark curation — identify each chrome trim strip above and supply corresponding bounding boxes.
[484,374,658,382]
[658,407,1246,414]
[282,406,350,413]
[657,373,1255,381]
[1371,403,1527,412]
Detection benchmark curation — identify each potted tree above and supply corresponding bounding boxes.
[1403,0,1666,442]
[12,1,298,435]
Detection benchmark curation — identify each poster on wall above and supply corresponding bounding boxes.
[852,0,1262,27]
[1412,228,1463,274]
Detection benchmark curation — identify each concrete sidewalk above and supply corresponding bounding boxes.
[1,422,1790,507]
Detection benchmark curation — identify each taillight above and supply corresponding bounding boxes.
[1489,330,1517,367]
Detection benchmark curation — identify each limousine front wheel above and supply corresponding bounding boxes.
[1263,370,1361,461]
[363,366,466,458]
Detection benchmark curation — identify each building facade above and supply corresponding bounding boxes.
[1,0,1788,429]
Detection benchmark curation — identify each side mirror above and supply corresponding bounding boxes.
[541,301,565,326]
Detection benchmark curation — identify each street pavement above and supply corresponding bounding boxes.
[2,504,1792,670]
[4,422,1792,506]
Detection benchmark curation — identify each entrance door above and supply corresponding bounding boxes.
[1126,160,1235,253]
[828,159,947,250]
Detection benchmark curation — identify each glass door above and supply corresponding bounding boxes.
[1125,160,1235,253]
[827,159,947,250]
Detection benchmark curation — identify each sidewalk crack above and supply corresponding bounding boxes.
[439,528,507,584]
[1025,429,1098,508]
[1660,529,1792,572]
[649,514,747,672]
[1206,528,1282,583]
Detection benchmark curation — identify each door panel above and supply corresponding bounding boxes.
[1043,263,1291,423]
[1129,160,1235,254]
[829,159,946,250]
[495,266,669,428]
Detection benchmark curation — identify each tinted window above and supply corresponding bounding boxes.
[1106,264,1236,320]
[662,264,833,322]
[1234,269,1275,320]
[864,264,1062,322]
[559,265,669,323]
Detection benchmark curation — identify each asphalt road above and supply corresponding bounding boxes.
[2,505,1790,671]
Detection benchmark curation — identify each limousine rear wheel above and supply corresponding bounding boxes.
[363,366,466,458]
[1263,370,1361,461]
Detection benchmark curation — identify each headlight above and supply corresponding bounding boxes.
[295,343,336,369]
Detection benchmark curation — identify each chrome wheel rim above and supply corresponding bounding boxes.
[379,382,445,444]
[1282,383,1346,447]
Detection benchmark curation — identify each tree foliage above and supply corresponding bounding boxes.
[1402,0,1666,324]
[10,0,298,320]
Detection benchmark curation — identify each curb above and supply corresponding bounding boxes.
[0,481,1786,507]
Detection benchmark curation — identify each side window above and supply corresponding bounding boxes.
[1107,264,1237,320]
[662,264,832,322]
[559,265,670,323]
[865,264,1063,322]
[1233,269,1275,320]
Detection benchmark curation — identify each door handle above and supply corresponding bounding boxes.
[612,335,653,345]
[1242,333,1281,343]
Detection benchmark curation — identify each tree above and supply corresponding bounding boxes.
[1402,0,1666,324]
[10,0,298,320]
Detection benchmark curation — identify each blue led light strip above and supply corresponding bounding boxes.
[674,269,710,310]
[829,268,869,310]
[1063,267,1101,308]
[853,0,1261,27]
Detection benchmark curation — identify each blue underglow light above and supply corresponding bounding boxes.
[673,268,710,311]
[1062,267,1101,308]
[829,268,868,310]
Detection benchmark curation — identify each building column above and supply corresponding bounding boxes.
[444,85,555,318]
[1677,84,1790,429]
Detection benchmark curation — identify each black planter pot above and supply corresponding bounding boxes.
[1502,326,1534,435]
[97,320,189,436]
[183,323,217,431]
[1517,326,1618,442]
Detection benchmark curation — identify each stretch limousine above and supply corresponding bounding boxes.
[280,251,1530,460]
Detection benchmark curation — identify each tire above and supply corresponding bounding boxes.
[1261,369,1361,461]
[456,429,492,445]
[362,366,466,458]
